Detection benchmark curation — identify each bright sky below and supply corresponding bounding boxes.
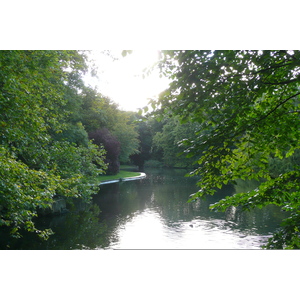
[84,50,170,112]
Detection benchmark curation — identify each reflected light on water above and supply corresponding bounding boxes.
[108,208,270,249]
[111,209,167,249]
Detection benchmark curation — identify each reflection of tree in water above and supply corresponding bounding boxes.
[44,204,108,249]
[223,179,290,234]
[91,181,154,246]
[152,180,234,224]
[2,169,290,249]
[1,204,108,250]
[94,181,151,218]
[142,176,196,221]
[150,175,287,236]
[225,204,289,234]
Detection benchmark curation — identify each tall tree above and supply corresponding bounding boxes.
[130,117,153,170]
[152,116,200,168]
[81,88,139,167]
[155,50,300,249]
[89,128,120,175]
[81,87,119,133]
[112,110,139,164]
[0,50,106,240]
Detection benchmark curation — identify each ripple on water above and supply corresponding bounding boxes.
[107,209,269,249]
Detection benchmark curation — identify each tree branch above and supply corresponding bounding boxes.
[254,62,294,74]
[211,91,300,143]
[254,91,300,125]
[261,78,299,85]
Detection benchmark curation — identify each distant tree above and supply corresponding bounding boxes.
[112,111,139,164]
[81,87,119,133]
[130,118,153,170]
[89,128,120,175]
[80,89,139,165]
[152,116,200,168]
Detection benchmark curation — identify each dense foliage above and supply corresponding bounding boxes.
[154,50,300,249]
[0,50,140,241]
[0,51,111,239]
[130,118,153,170]
[81,87,139,172]
[5,50,298,249]
[152,116,200,167]
[89,128,120,175]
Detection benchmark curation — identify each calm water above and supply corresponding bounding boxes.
[0,168,288,249]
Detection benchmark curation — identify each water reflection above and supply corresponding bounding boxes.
[104,208,270,249]
[0,203,108,250]
[93,169,287,249]
[0,168,288,249]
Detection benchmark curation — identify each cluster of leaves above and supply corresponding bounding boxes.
[127,114,201,169]
[0,50,107,239]
[155,50,300,248]
[152,116,200,168]
[112,111,139,164]
[81,87,140,172]
[130,119,153,170]
[89,128,120,175]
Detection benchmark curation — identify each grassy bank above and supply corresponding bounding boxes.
[99,170,142,182]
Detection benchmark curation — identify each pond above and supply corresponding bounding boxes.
[1,168,288,249]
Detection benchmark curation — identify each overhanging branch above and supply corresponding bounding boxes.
[254,91,300,124]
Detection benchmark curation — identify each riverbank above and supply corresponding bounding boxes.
[99,170,146,185]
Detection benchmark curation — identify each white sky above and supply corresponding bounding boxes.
[84,50,171,112]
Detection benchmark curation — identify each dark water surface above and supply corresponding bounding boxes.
[1,168,288,249]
